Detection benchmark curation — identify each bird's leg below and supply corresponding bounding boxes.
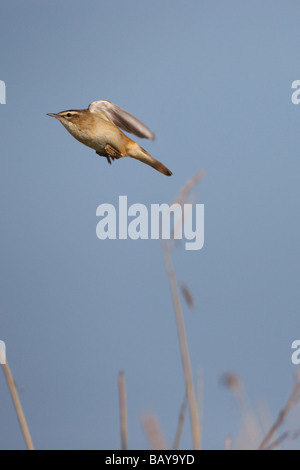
[97,145,123,165]
[104,144,123,160]
[96,150,115,165]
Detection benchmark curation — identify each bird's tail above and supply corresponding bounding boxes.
[127,142,172,176]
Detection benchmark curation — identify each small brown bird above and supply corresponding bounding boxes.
[47,100,172,176]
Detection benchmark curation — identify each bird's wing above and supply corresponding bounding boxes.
[88,100,155,140]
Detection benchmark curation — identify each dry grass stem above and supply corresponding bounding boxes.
[196,369,204,449]
[266,427,300,450]
[265,432,289,450]
[142,413,167,450]
[2,362,34,450]
[161,171,205,450]
[173,170,205,207]
[163,245,200,449]
[180,282,194,309]
[259,381,300,450]
[173,392,188,450]
[225,435,232,450]
[222,373,246,411]
[170,170,205,247]
[118,371,128,450]
[222,373,263,449]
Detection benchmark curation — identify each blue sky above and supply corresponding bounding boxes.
[1,0,300,450]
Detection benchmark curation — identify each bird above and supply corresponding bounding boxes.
[47,100,172,176]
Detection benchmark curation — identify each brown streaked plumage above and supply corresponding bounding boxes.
[47,100,172,176]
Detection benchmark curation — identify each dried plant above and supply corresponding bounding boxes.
[2,362,34,450]
[118,371,128,450]
[142,413,167,450]
[173,392,188,450]
[161,170,205,450]
[259,379,300,450]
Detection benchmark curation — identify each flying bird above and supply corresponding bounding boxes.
[47,100,172,176]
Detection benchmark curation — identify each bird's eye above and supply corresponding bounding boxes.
[66,113,73,118]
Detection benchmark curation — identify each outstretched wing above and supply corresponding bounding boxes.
[88,100,155,140]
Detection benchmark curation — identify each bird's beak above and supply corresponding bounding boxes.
[47,113,59,119]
